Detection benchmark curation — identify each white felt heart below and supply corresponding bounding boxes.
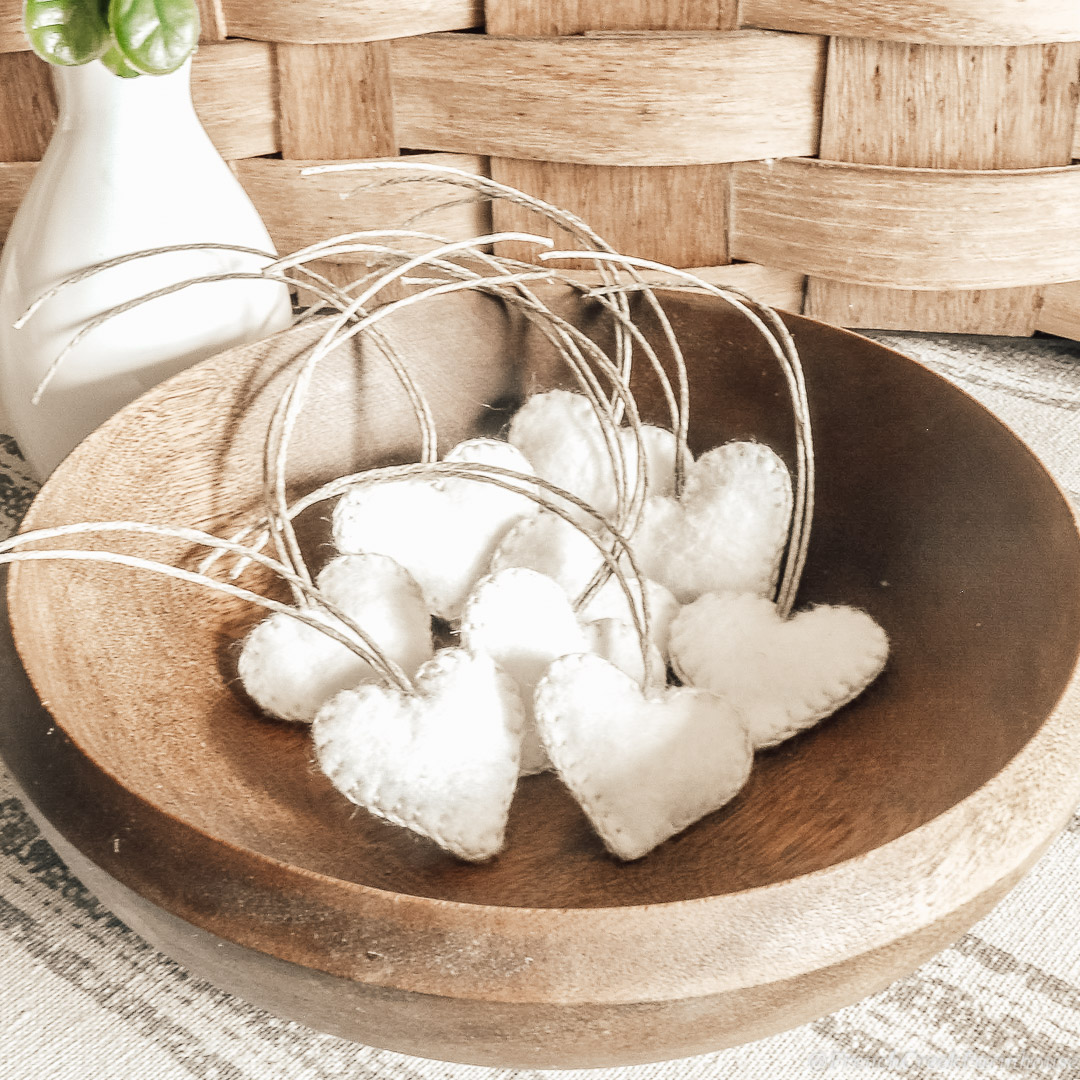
[581,577,680,659]
[492,511,679,658]
[535,653,752,860]
[491,512,676,658]
[634,441,793,605]
[669,592,889,749]
[238,554,434,722]
[312,649,525,861]
[460,568,589,775]
[490,510,600,598]
[332,438,537,620]
[509,389,681,522]
[583,619,667,687]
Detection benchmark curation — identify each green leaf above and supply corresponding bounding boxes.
[24,0,111,66]
[108,0,199,76]
[100,41,142,77]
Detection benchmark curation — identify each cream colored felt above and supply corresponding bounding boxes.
[489,510,601,598]
[635,441,793,605]
[311,649,525,862]
[332,438,537,620]
[460,568,589,776]
[583,619,667,687]
[490,512,676,656]
[508,389,680,521]
[535,654,753,861]
[670,592,890,750]
[237,554,434,723]
[581,577,680,659]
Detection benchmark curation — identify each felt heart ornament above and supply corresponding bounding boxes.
[332,438,537,620]
[582,619,667,687]
[535,653,753,860]
[238,554,434,722]
[491,511,679,658]
[669,592,889,749]
[634,441,793,605]
[580,577,680,659]
[311,649,525,861]
[508,389,683,522]
[460,568,590,775]
[490,510,601,598]
[460,568,665,773]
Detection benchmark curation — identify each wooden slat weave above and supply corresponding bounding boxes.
[805,36,1080,333]
[1041,284,1080,340]
[234,154,493,258]
[219,0,482,45]
[0,0,1078,340]
[391,32,827,167]
[731,160,1080,290]
[740,0,1080,46]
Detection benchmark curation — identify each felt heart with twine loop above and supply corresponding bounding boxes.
[312,649,525,861]
[490,511,680,658]
[332,438,537,621]
[508,389,683,521]
[634,442,794,605]
[8,164,829,865]
[461,567,664,774]
[535,653,753,860]
[670,592,889,749]
[582,618,667,687]
[237,553,434,722]
[461,568,590,775]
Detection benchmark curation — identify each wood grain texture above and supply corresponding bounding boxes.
[220,0,481,44]
[234,153,491,258]
[818,39,1080,170]
[732,159,1080,290]
[190,41,278,161]
[487,5,740,288]
[485,0,737,34]
[0,783,1041,1068]
[0,51,56,162]
[809,284,1044,335]
[490,160,730,268]
[0,0,25,53]
[195,0,228,41]
[277,42,397,160]
[740,0,1080,46]
[1037,281,1080,338]
[550,263,806,311]
[390,31,827,165]
[0,160,37,245]
[808,38,1080,332]
[7,294,1080,1064]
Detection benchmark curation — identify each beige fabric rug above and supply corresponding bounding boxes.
[0,329,1078,1079]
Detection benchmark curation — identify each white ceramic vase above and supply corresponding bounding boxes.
[0,59,292,478]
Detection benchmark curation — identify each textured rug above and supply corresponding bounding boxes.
[0,330,1078,1080]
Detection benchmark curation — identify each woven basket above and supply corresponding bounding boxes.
[2,0,1079,340]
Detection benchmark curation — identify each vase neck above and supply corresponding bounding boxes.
[51,58,195,128]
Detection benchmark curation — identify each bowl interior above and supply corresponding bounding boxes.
[9,290,1080,908]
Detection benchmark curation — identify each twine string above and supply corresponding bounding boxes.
[0,521,415,691]
[546,253,815,618]
[12,166,813,701]
[300,161,687,451]
[264,234,560,594]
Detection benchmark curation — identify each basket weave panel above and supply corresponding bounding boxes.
[1,0,1078,340]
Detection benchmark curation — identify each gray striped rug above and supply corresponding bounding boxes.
[1,329,1078,1079]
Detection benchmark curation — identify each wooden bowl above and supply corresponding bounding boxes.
[4,290,1080,1068]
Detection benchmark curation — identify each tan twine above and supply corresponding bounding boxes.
[7,163,815,695]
